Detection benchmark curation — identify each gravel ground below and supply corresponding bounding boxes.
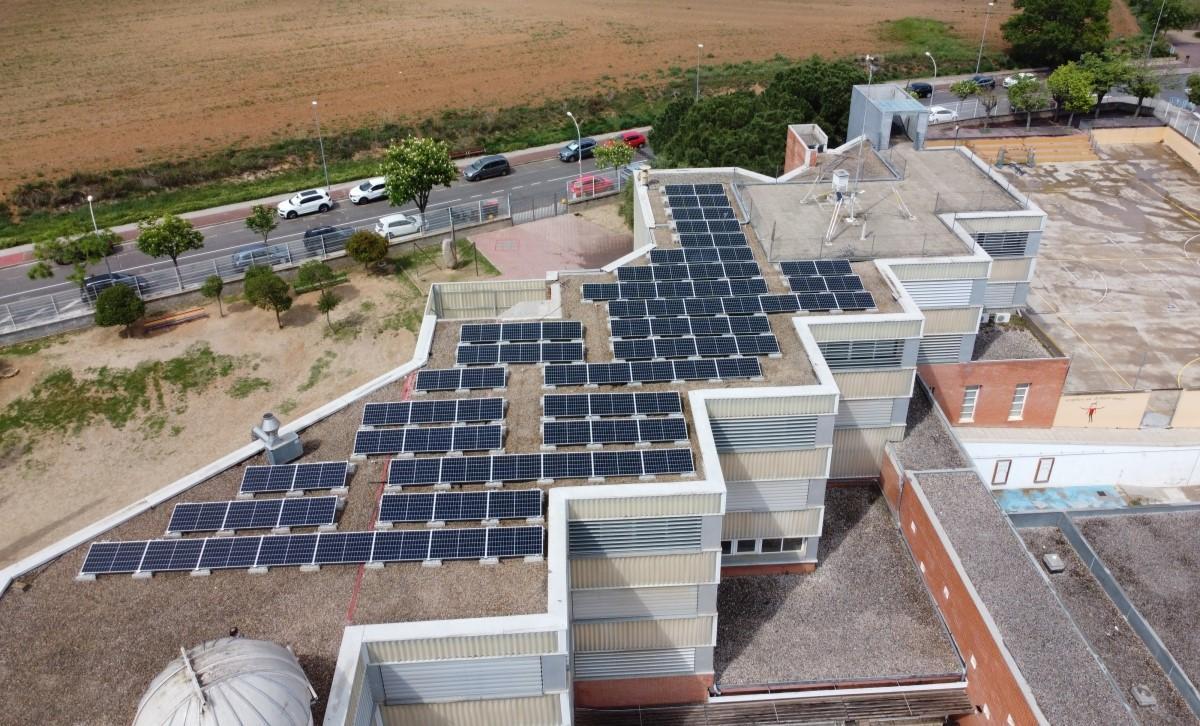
[916,471,1136,725]
[891,385,969,471]
[1079,512,1200,697]
[973,323,1052,361]
[714,486,960,686]
[1021,527,1197,725]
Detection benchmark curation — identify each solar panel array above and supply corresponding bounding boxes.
[544,418,688,446]
[610,315,771,339]
[679,231,749,248]
[167,496,339,534]
[581,279,767,301]
[240,462,349,495]
[649,247,754,264]
[456,342,584,366]
[79,526,544,576]
[777,258,877,311]
[781,259,854,277]
[606,296,755,318]
[544,358,762,386]
[543,392,683,418]
[378,490,542,524]
[387,448,694,487]
[612,334,779,360]
[617,262,761,282]
[460,321,582,343]
[414,367,506,392]
[362,398,504,427]
[353,425,503,455]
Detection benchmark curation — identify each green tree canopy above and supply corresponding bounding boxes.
[1048,62,1097,124]
[594,139,635,170]
[200,275,225,317]
[1081,50,1135,117]
[94,284,145,334]
[27,227,120,283]
[244,204,278,244]
[949,80,981,104]
[317,288,342,331]
[137,214,204,271]
[346,230,389,270]
[1007,76,1052,128]
[242,265,292,328]
[295,260,338,291]
[1002,0,1111,67]
[1188,73,1200,105]
[381,137,458,214]
[1128,0,1200,30]
[1126,66,1162,117]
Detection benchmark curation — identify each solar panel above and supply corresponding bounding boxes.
[613,337,699,360]
[824,274,864,292]
[616,266,654,282]
[414,367,505,391]
[456,342,584,365]
[167,496,338,534]
[712,232,749,247]
[543,358,761,387]
[239,461,348,494]
[702,206,736,220]
[542,392,683,418]
[610,318,652,339]
[458,321,583,342]
[698,193,731,207]
[386,448,695,487]
[759,294,800,313]
[378,490,542,524]
[362,398,503,427]
[664,184,696,195]
[352,425,503,455]
[694,183,724,195]
[799,292,838,311]
[666,194,698,207]
[816,259,853,276]
[781,261,818,276]
[674,220,710,235]
[544,417,688,446]
[787,276,828,293]
[670,206,705,221]
[609,314,769,339]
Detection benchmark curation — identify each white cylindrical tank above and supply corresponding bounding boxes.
[133,637,315,726]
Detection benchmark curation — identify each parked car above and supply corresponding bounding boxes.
[907,82,933,99]
[348,177,387,205]
[559,137,597,162]
[463,155,510,181]
[928,105,959,124]
[303,225,354,254]
[1003,72,1037,88]
[230,242,290,271]
[375,213,424,240]
[80,272,144,304]
[568,175,615,197]
[620,131,648,149]
[276,189,332,219]
[971,74,996,89]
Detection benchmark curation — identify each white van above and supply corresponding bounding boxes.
[375,213,424,240]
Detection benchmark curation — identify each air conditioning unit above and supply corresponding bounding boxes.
[993,312,1012,324]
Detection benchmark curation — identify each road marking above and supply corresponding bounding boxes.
[512,185,525,190]
[531,181,542,186]
[470,194,482,199]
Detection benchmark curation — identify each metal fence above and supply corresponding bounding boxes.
[0,196,511,337]
[1155,96,1200,146]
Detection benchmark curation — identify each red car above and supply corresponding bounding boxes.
[569,175,615,197]
[620,131,648,149]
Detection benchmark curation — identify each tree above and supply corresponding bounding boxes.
[1048,62,1097,126]
[978,90,1001,128]
[295,260,338,291]
[594,139,635,171]
[316,289,342,331]
[380,136,457,215]
[647,96,694,152]
[242,264,292,328]
[1081,50,1134,118]
[200,275,225,317]
[137,214,204,286]
[949,80,981,115]
[346,230,389,270]
[1145,0,1200,31]
[93,284,144,335]
[1126,66,1161,117]
[1008,76,1052,129]
[27,227,119,283]
[1189,73,1200,105]
[1002,0,1111,67]
[244,204,278,244]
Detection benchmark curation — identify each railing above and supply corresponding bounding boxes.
[1155,96,1200,146]
[0,196,511,338]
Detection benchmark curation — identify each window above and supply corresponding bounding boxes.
[782,538,805,552]
[760,538,783,553]
[1034,457,1055,484]
[720,541,732,555]
[960,385,981,423]
[1009,383,1030,420]
[992,459,1012,486]
[736,540,756,553]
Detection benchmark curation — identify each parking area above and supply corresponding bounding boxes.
[1018,142,1200,393]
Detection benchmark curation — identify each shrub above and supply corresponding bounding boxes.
[94,285,145,334]
[346,230,389,269]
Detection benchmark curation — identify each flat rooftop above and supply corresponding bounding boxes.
[743,142,1023,261]
[714,486,961,687]
[891,385,970,472]
[972,319,1057,361]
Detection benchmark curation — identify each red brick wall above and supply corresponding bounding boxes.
[918,358,1069,428]
[783,128,816,173]
[880,451,903,514]
[721,562,815,577]
[574,674,713,707]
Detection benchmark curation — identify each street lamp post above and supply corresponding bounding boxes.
[975,1,995,76]
[566,111,583,194]
[1146,0,1168,60]
[924,51,938,78]
[696,44,704,101]
[87,194,113,274]
[312,99,331,192]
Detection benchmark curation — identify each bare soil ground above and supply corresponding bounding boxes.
[0,0,1018,191]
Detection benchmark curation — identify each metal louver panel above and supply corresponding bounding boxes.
[984,282,1018,308]
[352,677,376,726]
[901,279,974,308]
[917,335,965,364]
[569,516,703,556]
[817,339,905,370]
[378,656,543,704]
[834,398,895,429]
[972,230,1030,257]
[573,648,696,680]
[709,415,818,452]
[725,480,811,511]
[571,586,699,620]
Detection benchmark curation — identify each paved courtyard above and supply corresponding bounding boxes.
[470,213,632,280]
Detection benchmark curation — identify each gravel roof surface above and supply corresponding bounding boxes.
[973,322,1053,361]
[916,471,1136,725]
[1021,527,1196,725]
[891,385,968,471]
[714,486,961,686]
[1078,511,1200,694]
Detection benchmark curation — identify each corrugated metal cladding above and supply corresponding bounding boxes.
[972,231,1030,258]
[830,425,905,478]
[834,398,896,429]
[722,508,823,539]
[571,585,700,620]
[889,260,990,282]
[917,334,967,364]
[818,338,905,370]
[567,493,721,521]
[431,280,547,319]
[348,658,373,726]
[725,479,811,511]
[833,369,915,399]
[808,319,922,342]
[960,215,1043,234]
[710,415,818,452]
[705,394,837,418]
[989,257,1033,282]
[377,656,543,703]
[902,279,974,308]
[570,552,719,589]
[367,631,557,664]
[574,649,697,680]
[921,307,982,335]
[569,516,702,556]
[984,282,1019,308]
[379,695,562,726]
[572,616,714,652]
[718,447,829,481]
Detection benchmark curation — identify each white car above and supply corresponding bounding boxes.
[375,213,424,240]
[349,177,387,205]
[1003,72,1037,89]
[276,189,332,219]
[928,105,959,124]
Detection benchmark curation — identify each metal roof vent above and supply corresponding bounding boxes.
[252,412,302,465]
[1042,553,1066,574]
[133,637,316,726]
[1131,684,1157,707]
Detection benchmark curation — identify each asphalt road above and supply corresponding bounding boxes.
[0,150,648,300]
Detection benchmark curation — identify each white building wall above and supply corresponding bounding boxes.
[963,440,1200,489]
